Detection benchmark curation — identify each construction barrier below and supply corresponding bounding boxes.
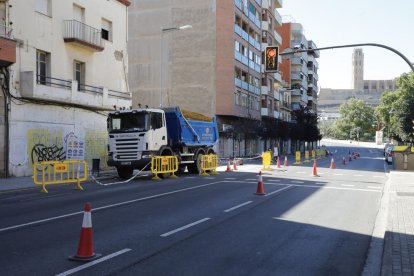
[312,150,316,161]
[33,160,89,193]
[294,151,302,164]
[317,149,321,159]
[262,151,272,170]
[151,156,178,180]
[200,154,219,176]
[304,151,310,163]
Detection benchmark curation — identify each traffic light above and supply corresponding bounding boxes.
[265,46,279,72]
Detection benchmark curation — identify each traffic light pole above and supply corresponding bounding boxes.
[280,43,414,72]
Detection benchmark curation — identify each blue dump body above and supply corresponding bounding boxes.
[163,107,218,148]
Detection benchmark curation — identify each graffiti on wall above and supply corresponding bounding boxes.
[28,129,108,168]
[28,129,64,165]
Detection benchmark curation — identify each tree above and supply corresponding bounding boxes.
[334,98,375,141]
[376,72,414,143]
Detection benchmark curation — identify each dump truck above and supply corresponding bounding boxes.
[107,107,219,178]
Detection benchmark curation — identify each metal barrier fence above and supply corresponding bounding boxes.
[200,154,219,176]
[33,160,89,193]
[151,156,178,180]
[262,151,272,170]
[304,151,310,163]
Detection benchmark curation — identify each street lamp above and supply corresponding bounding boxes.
[160,24,192,107]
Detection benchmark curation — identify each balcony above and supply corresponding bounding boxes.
[274,72,282,83]
[0,24,16,67]
[241,81,249,90]
[274,9,282,27]
[20,71,131,110]
[235,78,242,88]
[234,24,242,36]
[274,31,282,45]
[63,20,104,52]
[241,29,249,42]
[273,90,281,101]
[273,111,280,119]
[261,108,269,116]
[234,50,242,62]
[261,85,269,96]
[235,0,242,10]
[262,21,269,32]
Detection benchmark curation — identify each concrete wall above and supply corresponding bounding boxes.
[129,0,217,117]
[0,93,4,177]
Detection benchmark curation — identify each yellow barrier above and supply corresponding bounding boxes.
[317,149,321,159]
[151,156,178,180]
[312,150,316,160]
[200,154,219,176]
[294,151,302,164]
[33,160,89,193]
[304,151,310,163]
[262,151,272,170]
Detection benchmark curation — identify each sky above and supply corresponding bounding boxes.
[279,0,414,89]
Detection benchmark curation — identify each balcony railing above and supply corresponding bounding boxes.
[0,24,13,39]
[234,24,242,36]
[36,75,72,89]
[63,20,104,51]
[108,89,132,100]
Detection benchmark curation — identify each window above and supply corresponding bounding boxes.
[102,18,112,41]
[36,50,50,85]
[74,61,85,90]
[150,112,163,129]
[235,41,240,52]
[35,0,51,16]
[73,4,84,22]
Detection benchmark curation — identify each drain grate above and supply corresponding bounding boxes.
[397,192,414,197]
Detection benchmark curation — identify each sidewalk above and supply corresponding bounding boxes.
[0,176,35,191]
[381,170,414,275]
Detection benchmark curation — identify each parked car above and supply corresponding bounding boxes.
[385,145,394,164]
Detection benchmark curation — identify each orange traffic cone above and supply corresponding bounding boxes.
[277,156,281,169]
[69,202,101,262]
[255,171,266,195]
[330,157,335,169]
[226,159,232,172]
[342,157,346,165]
[284,156,288,167]
[312,160,319,177]
[233,159,238,170]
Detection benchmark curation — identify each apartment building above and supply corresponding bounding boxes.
[278,22,319,114]
[129,0,284,157]
[0,0,131,177]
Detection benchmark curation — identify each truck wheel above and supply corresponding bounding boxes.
[117,167,133,179]
[188,153,202,174]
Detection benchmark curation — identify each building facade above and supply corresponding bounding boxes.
[0,0,131,177]
[128,0,284,158]
[277,22,320,114]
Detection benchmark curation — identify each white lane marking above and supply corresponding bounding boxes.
[224,178,237,180]
[291,181,304,184]
[314,182,325,185]
[55,248,131,276]
[268,179,281,182]
[265,185,292,197]
[319,172,326,175]
[221,181,381,193]
[246,178,257,181]
[373,176,385,178]
[0,181,225,233]
[224,201,253,213]
[161,218,210,237]
[334,173,344,176]
[184,177,196,179]
[353,175,364,177]
[342,184,355,187]
[368,186,382,189]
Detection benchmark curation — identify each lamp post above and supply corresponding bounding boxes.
[160,24,192,107]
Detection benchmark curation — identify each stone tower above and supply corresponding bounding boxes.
[352,48,364,90]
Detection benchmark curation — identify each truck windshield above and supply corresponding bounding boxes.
[108,113,148,133]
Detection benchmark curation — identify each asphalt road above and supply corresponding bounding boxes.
[0,142,388,275]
